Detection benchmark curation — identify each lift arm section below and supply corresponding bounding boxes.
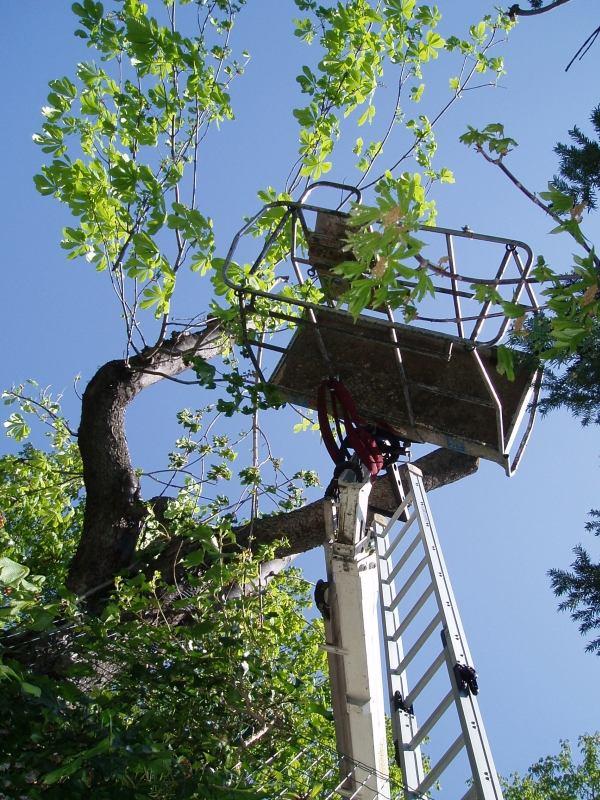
[322,477,390,799]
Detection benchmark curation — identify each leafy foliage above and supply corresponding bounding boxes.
[503,733,600,799]
[332,172,436,318]
[529,317,600,426]
[1,385,83,591]
[548,511,600,654]
[554,104,600,209]
[1,563,333,798]
[290,1,510,189]
[33,0,247,338]
[0,399,333,798]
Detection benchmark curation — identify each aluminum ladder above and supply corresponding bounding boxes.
[373,462,504,800]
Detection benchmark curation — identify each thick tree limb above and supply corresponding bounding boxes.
[67,320,224,596]
[152,448,478,589]
[508,0,572,17]
[67,314,478,600]
[231,449,478,557]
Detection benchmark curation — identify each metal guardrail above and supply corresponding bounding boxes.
[219,182,542,476]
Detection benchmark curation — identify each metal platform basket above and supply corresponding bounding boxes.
[221,182,542,475]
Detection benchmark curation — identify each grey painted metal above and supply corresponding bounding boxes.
[322,476,391,799]
[374,463,504,800]
[220,183,543,475]
[446,233,464,339]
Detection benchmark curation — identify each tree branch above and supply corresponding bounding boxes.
[508,0,573,18]
[67,312,478,602]
[66,319,224,596]
[234,449,478,556]
[153,448,479,586]
[475,147,600,269]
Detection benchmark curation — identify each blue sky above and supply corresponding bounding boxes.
[1,0,599,786]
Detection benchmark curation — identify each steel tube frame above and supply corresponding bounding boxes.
[220,183,544,476]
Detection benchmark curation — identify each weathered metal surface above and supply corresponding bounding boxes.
[323,479,391,799]
[269,309,537,469]
[220,184,541,474]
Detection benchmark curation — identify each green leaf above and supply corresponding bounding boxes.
[188,356,217,389]
[470,21,487,42]
[3,412,31,441]
[0,557,30,586]
[21,681,42,698]
[496,345,515,381]
[183,548,206,567]
[410,83,425,103]
[357,104,375,126]
[33,171,59,196]
[0,662,21,682]
[539,185,574,213]
[401,0,416,17]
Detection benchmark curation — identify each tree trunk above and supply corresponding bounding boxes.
[67,321,224,596]
[67,319,479,598]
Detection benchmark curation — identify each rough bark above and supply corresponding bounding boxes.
[152,448,478,585]
[67,316,478,599]
[67,320,224,596]
[232,449,478,556]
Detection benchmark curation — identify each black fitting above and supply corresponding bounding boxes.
[393,689,414,715]
[453,663,479,696]
[314,579,331,620]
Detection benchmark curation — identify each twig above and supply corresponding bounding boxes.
[565,23,600,71]
[508,0,573,17]
[475,146,600,269]
[4,390,77,438]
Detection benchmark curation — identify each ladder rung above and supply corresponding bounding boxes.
[379,511,417,559]
[404,650,446,710]
[394,613,441,675]
[417,733,465,797]
[376,466,504,800]
[386,556,427,613]
[408,690,453,750]
[390,583,435,642]
[376,496,413,541]
[385,532,422,585]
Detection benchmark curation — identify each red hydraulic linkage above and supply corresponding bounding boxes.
[317,378,408,480]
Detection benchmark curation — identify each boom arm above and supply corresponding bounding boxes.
[321,475,390,798]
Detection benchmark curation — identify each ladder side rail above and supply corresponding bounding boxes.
[406,464,504,800]
[374,508,425,799]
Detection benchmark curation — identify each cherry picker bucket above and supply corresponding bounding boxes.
[220,182,542,475]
